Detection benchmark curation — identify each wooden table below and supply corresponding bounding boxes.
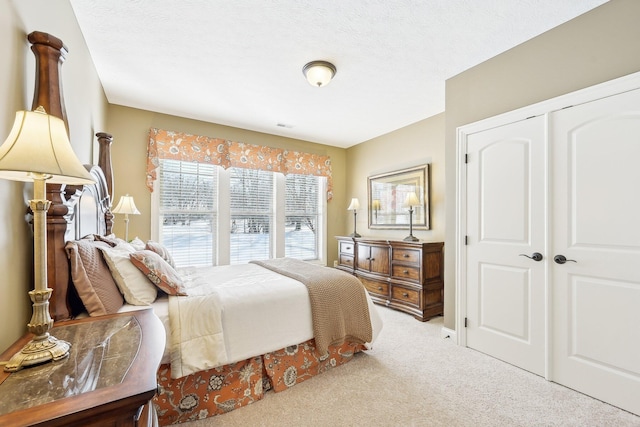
[0,309,165,426]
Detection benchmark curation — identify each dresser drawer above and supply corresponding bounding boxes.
[340,241,355,255]
[392,265,420,282]
[392,248,420,264]
[339,254,354,268]
[360,277,389,298]
[391,285,419,306]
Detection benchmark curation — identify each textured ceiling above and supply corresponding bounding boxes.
[69,0,607,148]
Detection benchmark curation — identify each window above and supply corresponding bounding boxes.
[285,174,320,260]
[158,160,217,267]
[229,168,273,264]
[154,160,325,267]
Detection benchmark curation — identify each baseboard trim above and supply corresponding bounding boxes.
[441,326,457,342]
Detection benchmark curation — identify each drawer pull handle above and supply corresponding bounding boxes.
[403,270,409,274]
[346,246,351,250]
[402,292,409,297]
[403,254,410,258]
[377,286,383,291]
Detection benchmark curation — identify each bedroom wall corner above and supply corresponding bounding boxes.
[344,113,446,247]
[106,104,349,266]
[0,1,108,352]
[342,114,446,324]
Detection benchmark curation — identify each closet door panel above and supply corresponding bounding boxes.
[551,88,640,416]
[465,116,546,377]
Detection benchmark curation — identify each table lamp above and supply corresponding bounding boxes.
[112,194,140,241]
[0,107,94,372]
[403,192,420,242]
[347,198,361,238]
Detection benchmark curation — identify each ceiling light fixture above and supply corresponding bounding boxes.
[303,60,337,87]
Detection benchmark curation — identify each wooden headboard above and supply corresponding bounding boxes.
[25,31,116,321]
[46,142,114,321]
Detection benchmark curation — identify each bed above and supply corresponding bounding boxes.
[43,138,382,425]
[26,30,381,424]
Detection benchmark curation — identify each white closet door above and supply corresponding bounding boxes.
[551,88,640,415]
[465,116,546,376]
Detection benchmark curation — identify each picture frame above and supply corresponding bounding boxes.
[368,164,429,230]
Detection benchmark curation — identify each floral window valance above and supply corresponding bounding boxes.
[147,128,333,200]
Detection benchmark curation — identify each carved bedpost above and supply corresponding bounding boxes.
[96,132,115,235]
[96,132,114,201]
[27,31,69,129]
[28,31,73,321]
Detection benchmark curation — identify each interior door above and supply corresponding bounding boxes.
[551,88,640,415]
[465,116,546,376]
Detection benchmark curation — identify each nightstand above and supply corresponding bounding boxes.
[0,309,165,426]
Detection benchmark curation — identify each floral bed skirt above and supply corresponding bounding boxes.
[153,339,365,425]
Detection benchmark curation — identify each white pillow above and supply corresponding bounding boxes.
[101,247,157,305]
[130,236,146,251]
[113,239,137,253]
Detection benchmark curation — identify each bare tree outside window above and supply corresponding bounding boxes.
[285,174,320,260]
[229,168,273,263]
[156,160,324,266]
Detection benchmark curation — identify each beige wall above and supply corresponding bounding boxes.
[0,0,108,351]
[106,104,348,265]
[344,113,445,249]
[5,0,639,350]
[444,0,640,330]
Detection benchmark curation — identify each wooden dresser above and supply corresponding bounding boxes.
[337,236,444,321]
[0,309,165,426]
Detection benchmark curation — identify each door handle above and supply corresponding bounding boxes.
[553,255,576,264]
[519,252,543,262]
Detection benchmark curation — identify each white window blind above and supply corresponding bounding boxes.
[285,174,321,260]
[229,167,274,264]
[155,161,325,266]
[158,159,217,267]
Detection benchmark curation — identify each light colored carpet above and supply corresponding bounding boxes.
[180,306,640,427]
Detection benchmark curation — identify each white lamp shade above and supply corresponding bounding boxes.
[112,194,141,215]
[0,108,94,185]
[303,61,336,87]
[404,192,420,207]
[347,198,360,211]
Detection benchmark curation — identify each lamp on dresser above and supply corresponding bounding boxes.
[347,197,361,238]
[0,107,94,372]
[403,191,420,242]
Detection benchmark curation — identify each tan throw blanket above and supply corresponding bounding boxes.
[250,258,373,356]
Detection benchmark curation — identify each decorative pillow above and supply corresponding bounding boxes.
[130,236,146,251]
[65,240,124,316]
[146,240,176,268]
[130,250,188,296]
[100,247,158,305]
[114,240,137,253]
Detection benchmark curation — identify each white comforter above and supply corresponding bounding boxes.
[167,263,382,379]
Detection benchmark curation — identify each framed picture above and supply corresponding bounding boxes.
[368,164,429,230]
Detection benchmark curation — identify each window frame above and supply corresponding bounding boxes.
[151,160,327,266]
